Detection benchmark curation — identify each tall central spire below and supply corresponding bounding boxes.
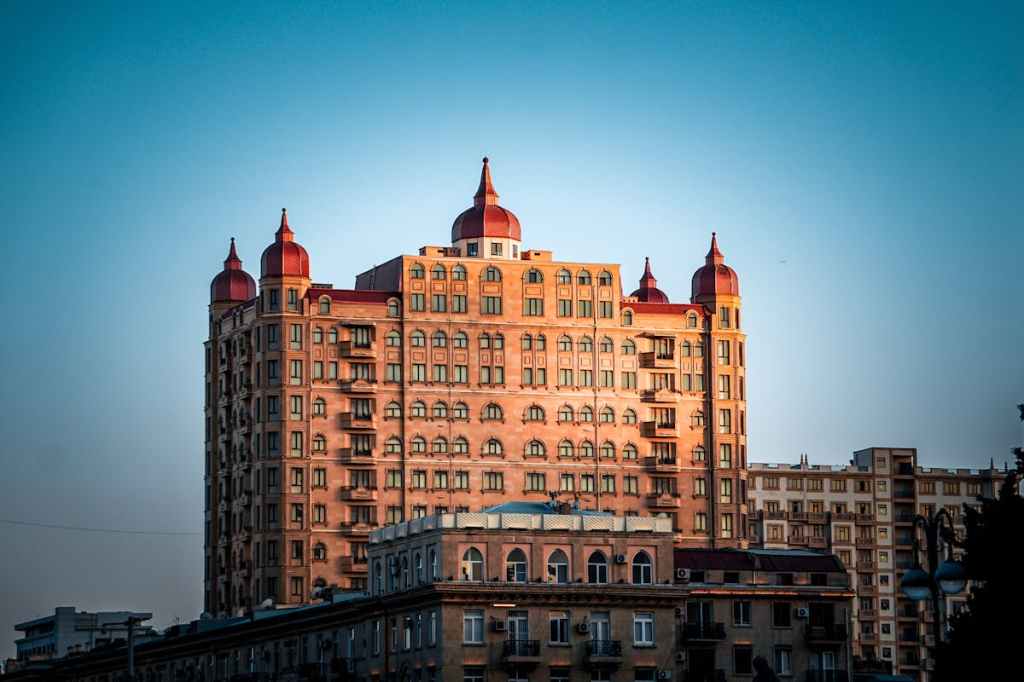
[473,157,499,207]
[706,231,724,265]
[275,208,294,242]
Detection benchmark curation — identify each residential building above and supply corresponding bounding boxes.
[747,448,1005,681]
[205,158,749,615]
[12,608,154,664]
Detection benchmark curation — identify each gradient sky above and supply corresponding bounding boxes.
[1,0,1021,660]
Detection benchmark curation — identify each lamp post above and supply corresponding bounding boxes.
[898,509,967,651]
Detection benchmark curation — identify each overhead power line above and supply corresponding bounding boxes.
[0,518,200,536]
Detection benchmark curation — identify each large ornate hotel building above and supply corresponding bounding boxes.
[205,159,749,616]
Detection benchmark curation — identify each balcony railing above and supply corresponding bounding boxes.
[680,622,726,642]
[585,640,623,658]
[501,639,540,659]
[806,623,848,643]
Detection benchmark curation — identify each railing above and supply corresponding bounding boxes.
[806,623,848,643]
[586,640,623,658]
[502,639,540,658]
[805,672,848,682]
[680,622,726,641]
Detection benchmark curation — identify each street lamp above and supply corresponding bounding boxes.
[898,508,965,650]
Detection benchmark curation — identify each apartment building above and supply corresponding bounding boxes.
[204,158,750,616]
[11,608,155,665]
[747,447,1005,681]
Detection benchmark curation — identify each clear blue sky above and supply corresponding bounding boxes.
[1,0,1020,658]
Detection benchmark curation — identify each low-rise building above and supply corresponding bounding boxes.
[12,607,154,664]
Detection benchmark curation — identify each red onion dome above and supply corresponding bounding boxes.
[630,257,670,303]
[451,157,522,242]
[210,238,257,303]
[692,232,739,298]
[261,208,310,278]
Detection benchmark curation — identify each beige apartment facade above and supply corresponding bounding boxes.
[747,447,1005,681]
[204,159,750,617]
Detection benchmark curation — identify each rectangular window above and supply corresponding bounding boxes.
[452,294,467,313]
[411,364,426,382]
[558,299,571,317]
[287,288,298,311]
[734,646,753,675]
[410,293,425,311]
[579,369,593,387]
[719,444,732,467]
[773,647,792,676]
[549,611,569,643]
[431,294,447,312]
[772,602,792,627]
[524,298,543,316]
[454,471,470,489]
[717,340,730,365]
[526,472,546,492]
[454,365,468,383]
[289,359,303,385]
[463,610,484,643]
[622,371,637,389]
[599,301,613,318]
[695,512,707,532]
[560,473,575,491]
[633,612,654,646]
[558,368,573,386]
[624,476,639,495]
[733,601,751,626]
[718,409,732,434]
[719,306,731,328]
[717,374,730,400]
[601,475,616,493]
[481,296,502,314]
[432,364,448,382]
[577,300,593,317]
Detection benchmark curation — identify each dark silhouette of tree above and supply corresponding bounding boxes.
[933,410,1023,682]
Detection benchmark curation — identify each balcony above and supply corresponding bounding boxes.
[805,672,848,682]
[788,535,809,546]
[762,510,788,520]
[340,486,378,502]
[643,455,680,473]
[895,463,915,476]
[806,624,848,644]
[340,412,377,430]
[854,536,874,546]
[639,351,675,369]
[339,448,375,463]
[858,609,878,620]
[680,622,727,643]
[640,388,679,403]
[584,640,623,667]
[641,421,677,438]
[339,556,369,573]
[339,378,377,393]
[501,639,541,665]
[645,492,681,509]
[339,341,376,358]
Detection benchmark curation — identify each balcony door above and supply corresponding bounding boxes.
[590,611,611,642]
[809,602,834,627]
[507,611,529,641]
[686,600,713,627]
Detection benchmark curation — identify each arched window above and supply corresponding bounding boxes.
[411,437,426,454]
[579,406,593,423]
[623,408,638,424]
[461,548,483,581]
[385,401,402,418]
[432,330,447,347]
[687,313,698,328]
[579,441,595,458]
[484,267,502,282]
[313,398,326,416]
[587,551,608,584]
[453,437,469,454]
[452,402,469,420]
[682,340,692,357]
[414,552,423,584]
[621,338,636,355]
[600,442,615,459]
[632,551,653,584]
[622,443,638,460]
[328,328,338,344]
[385,437,402,454]
[525,269,543,283]
[373,560,384,594]
[579,336,593,353]
[598,270,613,286]
[484,439,503,456]
[411,401,427,418]
[312,327,323,344]
[430,548,439,580]
[312,434,326,452]
[410,263,425,279]
[506,549,528,582]
[386,331,401,347]
[558,405,574,423]
[695,341,704,358]
[479,333,491,349]
[557,269,571,284]
[622,310,633,326]
[521,333,532,350]
[558,335,572,352]
[599,407,615,423]
[492,333,504,349]
[535,334,546,350]
[453,331,468,348]
[692,410,705,427]
[483,403,503,420]
[577,270,592,285]
[410,330,426,347]
[547,550,569,583]
[387,299,400,317]
[431,264,446,280]
[387,556,397,592]
[319,297,331,314]
[525,405,545,421]
[313,543,327,561]
[525,440,545,457]
[558,440,574,458]
[401,556,410,588]
[432,401,448,419]
[600,336,614,353]
[431,437,448,454]
[452,264,467,281]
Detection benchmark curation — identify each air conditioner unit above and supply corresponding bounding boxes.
[491,621,506,633]
[676,568,690,582]
[614,554,627,564]
[575,622,590,634]
[796,607,810,619]
[657,671,673,680]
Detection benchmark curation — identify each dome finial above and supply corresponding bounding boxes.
[276,207,294,242]
[706,231,724,264]
[474,156,499,207]
[224,237,242,270]
[630,256,669,303]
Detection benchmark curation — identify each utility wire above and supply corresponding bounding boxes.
[0,518,200,536]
